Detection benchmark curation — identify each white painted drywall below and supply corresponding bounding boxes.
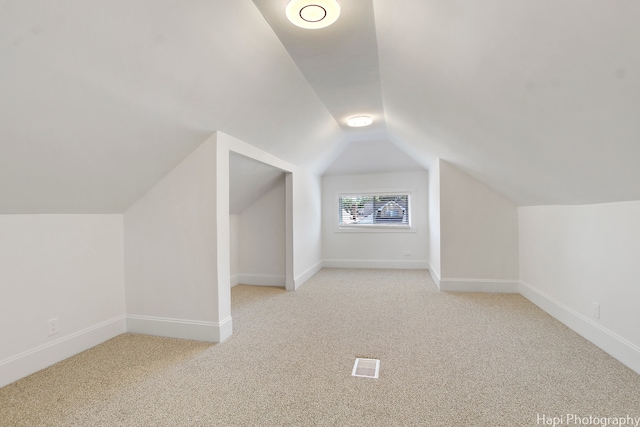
[217,132,322,290]
[124,137,223,340]
[519,202,640,353]
[0,0,346,213]
[439,160,519,283]
[322,171,429,269]
[428,161,442,283]
[124,130,322,344]
[0,215,125,387]
[292,171,323,285]
[238,177,286,286]
[229,214,240,286]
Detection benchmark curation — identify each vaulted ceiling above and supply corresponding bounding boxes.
[1,0,639,213]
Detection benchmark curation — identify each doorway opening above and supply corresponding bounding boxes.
[228,151,294,319]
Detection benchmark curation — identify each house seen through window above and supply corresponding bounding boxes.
[339,194,410,228]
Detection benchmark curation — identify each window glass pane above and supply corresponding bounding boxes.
[375,195,408,224]
[339,194,409,227]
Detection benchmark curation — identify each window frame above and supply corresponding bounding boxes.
[336,191,414,233]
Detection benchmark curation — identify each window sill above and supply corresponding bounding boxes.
[336,225,415,233]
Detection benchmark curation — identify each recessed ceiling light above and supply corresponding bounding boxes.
[286,0,341,30]
[347,116,373,127]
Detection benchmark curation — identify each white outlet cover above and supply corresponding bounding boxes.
[592,303,600,319]
[48,318,58,336]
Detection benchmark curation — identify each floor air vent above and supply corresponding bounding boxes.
[352,358,380,379]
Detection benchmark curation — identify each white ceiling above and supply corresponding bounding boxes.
[375,0,640,205]
[252,0,387,141]
[0,0,342,213]
[229,152,284,215]
[323,139,423,176]
[2,0,640,212]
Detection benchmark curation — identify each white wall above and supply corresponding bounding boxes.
[519,202,640,373]
[292,171,323,285]
[237,177,286,287]
[0,131,328,386]
[0,215,125,388]
[438,160,519,292]
[322,171,429,269]
[124,136,230,342]
[428,160,441,284]
[229,214,240,287]
[124,131,323,347]
[217,132,322,290]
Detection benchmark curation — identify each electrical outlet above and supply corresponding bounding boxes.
[48,318,58,336]
[403,251,411,257]
[592,302,600,320]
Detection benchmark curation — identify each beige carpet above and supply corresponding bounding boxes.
[1,269,639,426]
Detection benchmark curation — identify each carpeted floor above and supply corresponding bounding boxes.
[1,269,639,426]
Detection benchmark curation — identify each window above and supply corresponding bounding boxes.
[338,193,410,228]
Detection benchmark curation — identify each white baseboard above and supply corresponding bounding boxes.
[126,315,232,343]
[323,259,429,270]
[218,316,233,342]
[0,315,126,388]
[294,261,323,290]
[439,278,519,293]
[236,274,285,287]
[519,281,640,375]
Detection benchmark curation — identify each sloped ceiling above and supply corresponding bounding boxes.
[252,0,386,142]
[323,139,423,176]
[0,0,343,213]
[2,0,640,213]
[375,0,640,205]
[229,152,284,215]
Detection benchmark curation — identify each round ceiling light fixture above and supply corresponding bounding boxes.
[286,0,341,30]
[347,115,373,127]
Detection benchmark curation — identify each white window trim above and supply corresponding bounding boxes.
[335,190,415,233]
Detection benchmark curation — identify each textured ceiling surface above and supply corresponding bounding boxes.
[1,0,640,212]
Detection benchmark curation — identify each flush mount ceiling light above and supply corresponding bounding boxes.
[286,0,341,30]
[347,115,373,127]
